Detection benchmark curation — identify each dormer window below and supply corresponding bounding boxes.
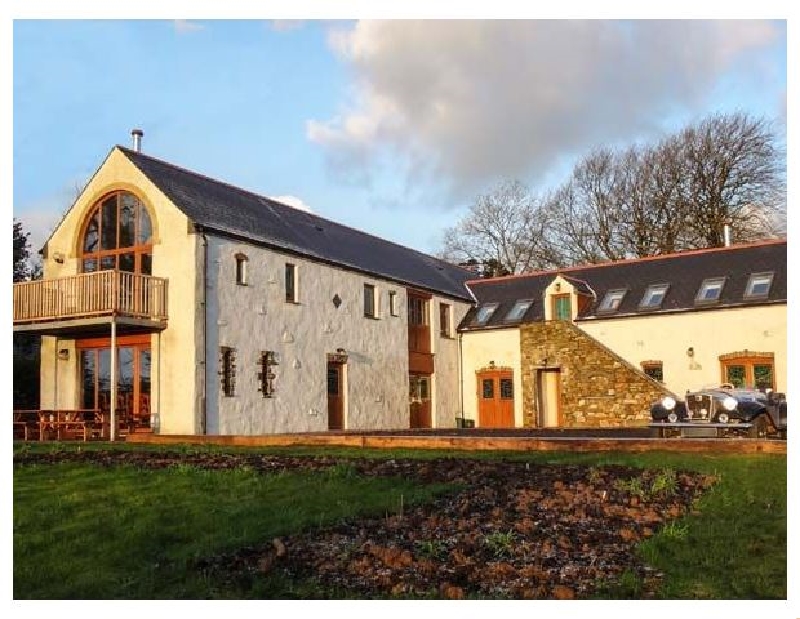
[504,300,532,322]
[744,272,773,299]
[695,277,725,304]
[598,289,626,313]
[639,284,669,309]
[473,303,498,325]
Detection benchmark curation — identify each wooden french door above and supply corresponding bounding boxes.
[409,374,432,428]
[77,334,152,433]
[327,360,345,430]
[477,369,515,428]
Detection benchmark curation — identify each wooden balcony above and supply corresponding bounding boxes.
[13,271,168,336]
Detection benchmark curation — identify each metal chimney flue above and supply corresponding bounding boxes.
[131,128,143,153]
[723,224,731,247]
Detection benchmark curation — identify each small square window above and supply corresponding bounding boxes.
[744,272,773,299]
[695,277,726,304]
[505,300,532,322]
[364,283,377,318]
[389,291,398,316]
[598,289,626,313]
[472,303,498,325]
[285,263,297,302]
[641,361,663,383]
[639,284,669,309]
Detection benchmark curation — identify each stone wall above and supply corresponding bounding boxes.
[520,321,673,427]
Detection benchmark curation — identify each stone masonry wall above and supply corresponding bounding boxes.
[520,321,673,427]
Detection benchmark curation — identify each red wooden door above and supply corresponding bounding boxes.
[409,374,431,428]
[477,369,514,428]
[327,361,344,430]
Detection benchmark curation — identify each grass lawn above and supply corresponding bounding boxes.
[13,443,786,599]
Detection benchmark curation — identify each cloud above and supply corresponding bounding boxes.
[173,20,205,34]
[270,195,314,213]
[308,20,782,204]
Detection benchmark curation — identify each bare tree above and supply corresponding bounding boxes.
[440,179,564,274]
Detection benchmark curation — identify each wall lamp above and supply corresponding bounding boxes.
[687,347,694,358]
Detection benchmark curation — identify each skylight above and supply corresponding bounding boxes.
[504,300,532,322]
[695,277,726,304]
[744,272,773,299]
[639,284,669,309]
[597,289,626,313]
[473,303,499,325]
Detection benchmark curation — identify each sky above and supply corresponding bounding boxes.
[11,18,788,259]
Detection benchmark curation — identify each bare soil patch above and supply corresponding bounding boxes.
[15,450,715,598]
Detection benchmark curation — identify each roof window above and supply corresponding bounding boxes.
[472,303,499,325]
[695,277,726,304]
[744,272,773,299]
[639,284,669,310]
[597,289,626,313]
[504,300,532,322]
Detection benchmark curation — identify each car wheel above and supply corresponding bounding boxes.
[749,415,768,439]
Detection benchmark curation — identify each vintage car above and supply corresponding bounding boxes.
[649,385,787,439]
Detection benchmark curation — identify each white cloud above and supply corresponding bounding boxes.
[309,20,782,204]
[173,20,205,34]
[270,195,314,213]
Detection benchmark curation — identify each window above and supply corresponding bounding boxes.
[641,361,664,383]
[598,289,626,313]
[285,263,297,302]
[439,303,452,337]
[235,254,248,286]
[720,352,775,390]
[744,272,773,299]
[552,295,572,321]
[220,347,236,397]
[258,351,278,398]
[472,303,498,326]
[695,277,725,304]
[408,296,428,325]
[389,291,398,316]
[364,283,376,318]
[80,191,153,274]
[500,378,513,399]
[505,300,532,322]
[482,378,494,399]
[639,284,669,309]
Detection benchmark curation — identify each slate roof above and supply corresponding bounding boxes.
[459,240,787,331]
[118,146,474,301]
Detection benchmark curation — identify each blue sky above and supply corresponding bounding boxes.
[12,19,788,257]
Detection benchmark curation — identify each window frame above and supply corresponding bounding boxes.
[285,263,297,303]
[744,272,774,300]
[472,303,499,326]
[364,283,377,319]
[504,299,533,322]
[640,360,664,383]
[597,289,626,314]
[235,253,249,286]
[388,290,398,317]
[439,302,452,337]
[719,352,775,390]
[639,284,670,310]
[220,347,236,397]
[551,294,572,321]
[694,277,726,305]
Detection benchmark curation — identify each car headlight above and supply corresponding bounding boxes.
[661,396,676,411]
[667,412,678,423]
[722,396,737,411]
[718,412,729,424]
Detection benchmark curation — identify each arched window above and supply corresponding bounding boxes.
[81,192,153,274]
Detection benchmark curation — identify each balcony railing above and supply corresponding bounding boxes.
[13,271,168,324]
